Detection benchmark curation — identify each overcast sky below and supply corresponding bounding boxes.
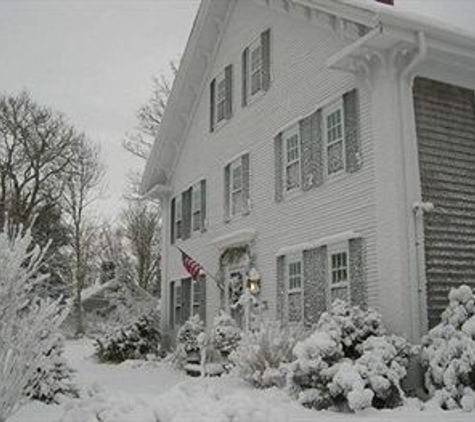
[0,0,474,223]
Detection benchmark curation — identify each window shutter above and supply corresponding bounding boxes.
[210,78,216,132]
[349,237,367,308]
[274,133,284,202]
[182,188,192,240]
[169,280,175,329]
[200,179,207,233]
[276,255,286,324]
[261,29,271,92]
[303,246,328,323]
[182,278,192,323]
[199,275,206,325]
[343,89,362,173]
[299,111,321,191]
[303,247,327,324]
[225,65,233,120]
[242,153,251,215]
[170,198,176,245]
[224,164,231,222]
[242,48,249,107]
[314,110,325,187]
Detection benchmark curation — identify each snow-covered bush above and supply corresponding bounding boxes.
[25,334,78,403]
[287,300,411,412]
[0,225,66,421]
[176,314,205,353]
[95,313,161,363]
[421,285,475,411]
[230,320,306,388]
[211,311,241,357]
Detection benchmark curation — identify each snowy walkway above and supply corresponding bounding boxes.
[11,338,475,422]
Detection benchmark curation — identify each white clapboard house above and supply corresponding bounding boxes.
[140,0,475,344]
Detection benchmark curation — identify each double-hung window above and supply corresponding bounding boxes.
[230,159,244,217]
[324,101,345,176]
[192,182,201,232]
[287,255,303,323]
[249,38,263,97]
[175,196,182,241]
[192,281,201,315]
[175,281,182,326]
[283,125,301,192]
[328,242,350,305]
[216,72,227,125]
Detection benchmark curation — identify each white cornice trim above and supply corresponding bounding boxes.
[276,231,360,256]
[212,229,257,250]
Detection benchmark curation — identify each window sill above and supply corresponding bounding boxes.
[213,116,230,134]
[247,89,266,108]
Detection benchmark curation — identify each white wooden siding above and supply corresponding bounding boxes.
[166,1,378,327]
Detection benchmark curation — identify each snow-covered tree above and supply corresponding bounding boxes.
[0,224,66,421]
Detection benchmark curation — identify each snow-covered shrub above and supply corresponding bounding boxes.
[176,314,205,353]
[0,225,66,421]
[95,313,161,363]
[287,300,411,412]
[25,334,78,403]
[211,311,241,357]
[421,284,475,411]
[230,320,306,388]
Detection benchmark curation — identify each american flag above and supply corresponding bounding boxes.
[179,248,203,281]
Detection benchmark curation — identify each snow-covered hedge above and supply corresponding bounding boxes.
[421,285,475,411]
[25,334,78,403]
[0,225,67,421]
[95,314,161,363]
[176,314,205,353]
[230,320,306,388]
[211,311,241,357]
[286,300,411,412]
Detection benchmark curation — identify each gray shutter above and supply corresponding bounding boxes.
[343,89,362,173]
[242,48,249,107]
[300,111,321,191]
[349,238,367,309]
[170,198,176,245]
[200,179,207,233]
[182,278,192,323]
[305,246,328,323]
[274,133,283,202]
[210,79,216,132]
[261,29,271,92]
[224,164,231,222]
[225,65,233,120]
[169,280,175,329]
[242,153,251,215]
[199,275,206,325]
[314,110,325,187]
[182,188,192,240]
[276,255,286,324]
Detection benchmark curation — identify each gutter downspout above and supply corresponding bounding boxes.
[398,30,428,341]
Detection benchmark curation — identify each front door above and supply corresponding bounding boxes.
[226,265,246,328]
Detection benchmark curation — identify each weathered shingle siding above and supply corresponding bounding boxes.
[166,1,378,327]
[414,77,475,328]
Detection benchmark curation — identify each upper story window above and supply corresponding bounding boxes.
[224,153,250,222]
[273,89,361,203]
[192,182,202,232]
[175,195,183,241]
[210,65,233,132]
[324,101,345,176]
[283,124,301,193]
[242,29,271,107]
[230,159,244,216]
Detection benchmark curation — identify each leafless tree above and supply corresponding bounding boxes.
[0,91,78,231]
[62,138,104,336]
[121,201,161,296]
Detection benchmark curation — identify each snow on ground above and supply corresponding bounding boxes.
[10,338,475,422]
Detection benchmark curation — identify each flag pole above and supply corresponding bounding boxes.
[175,245,224,293]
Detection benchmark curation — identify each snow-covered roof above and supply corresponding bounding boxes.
[140,0,475,196]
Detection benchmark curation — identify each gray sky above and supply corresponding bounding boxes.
[0,0,473,222]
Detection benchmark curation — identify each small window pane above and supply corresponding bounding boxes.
[327,142,344,175]
[286,161,300,191]
[232,190,243,215]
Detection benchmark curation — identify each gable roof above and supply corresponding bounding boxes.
[140,0,475,197]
